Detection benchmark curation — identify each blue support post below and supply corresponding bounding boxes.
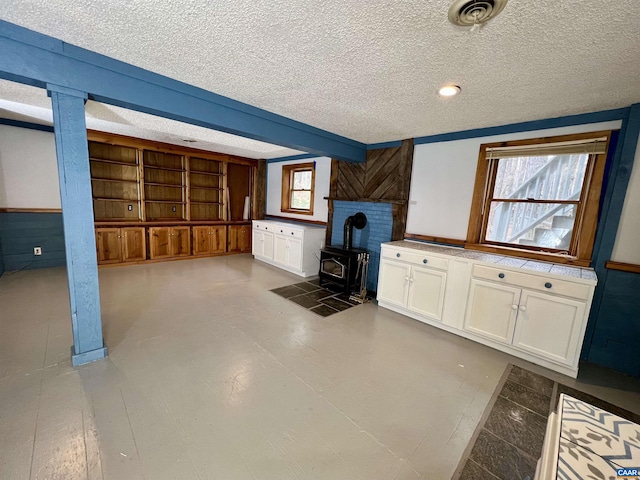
[49,84,107,366]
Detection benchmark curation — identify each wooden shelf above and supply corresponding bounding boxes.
[93,197,139,202]
[144,165,185,172]
[145,200,187,204]
[190,185,223,191]
[90,157,138,167]
[144,182,183,188]
[190,201,223,205]
[190,170,223,176]
[92,177,138,184]
[95,218,141,222]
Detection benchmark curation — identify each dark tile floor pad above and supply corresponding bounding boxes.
[271,280,361,317]
[453,364,640,480]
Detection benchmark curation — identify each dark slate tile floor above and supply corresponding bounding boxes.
[271,280,360,317]
[455,364,640,480]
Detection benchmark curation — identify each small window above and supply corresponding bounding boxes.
[281,162,315,215]
[466,131,612,265]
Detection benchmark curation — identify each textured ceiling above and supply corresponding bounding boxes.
[1,0,639,147]
[0,80,304,158]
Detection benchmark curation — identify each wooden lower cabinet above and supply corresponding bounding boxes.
[149,226,191,259]
[228,225,251,253]
[96,227,146,265]
[192,226,227,255]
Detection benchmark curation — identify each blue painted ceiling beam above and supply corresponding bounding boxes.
[0,20,366,163]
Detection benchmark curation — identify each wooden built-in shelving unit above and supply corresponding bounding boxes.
[88,132,261,265]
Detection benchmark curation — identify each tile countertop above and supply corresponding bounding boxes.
[385,240,597,283]
[556,394,640,479]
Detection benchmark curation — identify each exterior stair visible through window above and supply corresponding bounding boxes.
[490,154,588,250]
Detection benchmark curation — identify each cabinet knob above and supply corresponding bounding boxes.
[498,273,505,279]
[545,282,552,289]
[512,304,518,310]
[409,277,414,282]
[423,259,428,264]
[280,229,283,233]
[519,305,527,312]
[396,253,401,258]
[404,276,410,282]
[291,232,294,235]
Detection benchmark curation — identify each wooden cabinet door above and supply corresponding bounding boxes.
[273,234,288,264]
[263,231,274,260]
[121,227,146,262]
[228,225,251,253]
[512,290,585,365]
[210,226,226,254]
[286,237,303,271]
[171,227,191,257]
[464,279,520,344]
[377,259,411,308]
[238,226,251,252]
[252,229,264,257]
[149,227,171,259]
[407,266,447,321]
[96,228,122,264]
[192,226,211,256]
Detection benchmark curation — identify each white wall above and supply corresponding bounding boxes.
[266,157,331,223]
[0,125,60,208]
[406,120,623,240]
[611,136,640,265]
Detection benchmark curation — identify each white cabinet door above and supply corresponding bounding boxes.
[286,237,303,271]
[512,290,586,365]
[252,230,264,257]
[273,235,288,265]
[464,279,520,344]
[378,259,411,308]
[263,231,274,260]
[407,267,447,322]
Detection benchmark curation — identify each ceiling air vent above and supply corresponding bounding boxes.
[448,0,508,28]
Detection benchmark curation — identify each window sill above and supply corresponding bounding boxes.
[464,243,590,267]
[281,209,314,216]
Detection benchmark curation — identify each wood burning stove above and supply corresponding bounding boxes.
[318,212,370,299]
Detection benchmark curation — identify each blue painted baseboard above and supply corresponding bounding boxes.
[0,212,66,271]
[71,345,107,366]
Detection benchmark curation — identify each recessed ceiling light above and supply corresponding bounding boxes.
[438,84,461,97]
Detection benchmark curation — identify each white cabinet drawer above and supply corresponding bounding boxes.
[253,222,273,232]
[382,247,449,271]
[472,264,590,301]
[274,226,303,239]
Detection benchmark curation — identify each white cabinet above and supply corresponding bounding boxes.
[377,247,448,323]
[512,290,585,365]
[377,260,411,307]
[464,279,520,344]
[252,222,274,260]
[463,264,589,366]
[252,220,325,277]
[376,241,597,378]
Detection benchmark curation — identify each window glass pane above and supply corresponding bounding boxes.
[291,191,311,210]
[485,201,576,249]
[493,154,588,201]
[293,170,312,190]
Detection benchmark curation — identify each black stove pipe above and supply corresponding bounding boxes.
[343,212,367,250]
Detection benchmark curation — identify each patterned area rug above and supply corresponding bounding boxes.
[270,278,363,317]
[452,364,640,480]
